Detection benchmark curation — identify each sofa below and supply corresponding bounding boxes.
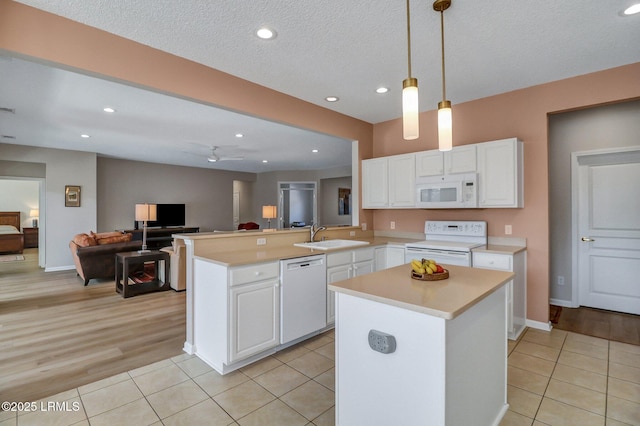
[69,231,142,285]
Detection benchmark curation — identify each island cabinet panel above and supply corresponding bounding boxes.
[334,287,508,426]
[192,258,280,374]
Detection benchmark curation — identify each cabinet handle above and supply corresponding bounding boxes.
[254,271,263,276]
[581,237,595,242]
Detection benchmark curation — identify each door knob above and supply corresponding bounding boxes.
[581,237,595,242]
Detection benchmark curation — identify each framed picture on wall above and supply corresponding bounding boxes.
[65,185,81,207]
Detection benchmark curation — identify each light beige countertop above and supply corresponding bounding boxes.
[194,236,420,267]
[328,264,514,320]
[473,244,527,255]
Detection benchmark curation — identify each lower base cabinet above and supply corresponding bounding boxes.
[473,249,527,340]
[327,247,374,324]
[193,258,280,373]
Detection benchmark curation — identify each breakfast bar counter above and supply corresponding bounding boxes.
[329,264,514,426]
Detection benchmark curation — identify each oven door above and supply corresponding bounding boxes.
[405,247,471,267]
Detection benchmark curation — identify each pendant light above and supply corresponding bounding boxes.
[402,0,419,140]
[434,0,452,151]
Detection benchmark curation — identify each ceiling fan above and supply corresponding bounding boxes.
[206,146,243,163]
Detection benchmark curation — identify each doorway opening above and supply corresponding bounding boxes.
[278,182,317,229]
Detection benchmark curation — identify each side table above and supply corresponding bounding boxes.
[115,250,170,298]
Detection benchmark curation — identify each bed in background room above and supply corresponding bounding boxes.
[0,212,24,254]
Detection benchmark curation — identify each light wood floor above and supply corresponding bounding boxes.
[0,249,186,403]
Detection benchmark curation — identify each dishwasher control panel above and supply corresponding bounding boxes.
[368,330,396,354]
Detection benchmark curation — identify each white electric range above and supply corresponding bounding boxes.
[405,220,487,267]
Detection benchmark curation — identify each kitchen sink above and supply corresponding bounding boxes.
[294,239,370,250]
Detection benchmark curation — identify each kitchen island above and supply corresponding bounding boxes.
[329,264,514,426]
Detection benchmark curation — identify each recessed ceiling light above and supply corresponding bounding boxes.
[623,3,640,14]
[312,149,319,153]
[376,87,389,94]
[256,27,276,40]
[80,134,90,138]
[103,107,116,113]
[262,160,268,163]
[325,96,339,102]
[235,133,244,138]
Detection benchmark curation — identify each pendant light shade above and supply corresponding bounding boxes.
[402,0,419,140]
[434,0,452,151]
[403,78,419,140]
[437,100,452,151]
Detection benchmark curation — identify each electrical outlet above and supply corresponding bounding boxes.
[361,223,367,231]
[368,330,396,354]
[557,275,565,286]
[390,221,396,230]
[505,225,512,235]
[349,231,356,236]
[256,238,266,245]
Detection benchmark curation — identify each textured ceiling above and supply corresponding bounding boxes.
[2,0,639,172]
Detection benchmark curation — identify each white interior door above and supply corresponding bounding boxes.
[574,148,640,314]
[232,191,240,230]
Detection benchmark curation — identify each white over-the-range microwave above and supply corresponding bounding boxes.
[415,173,478,208]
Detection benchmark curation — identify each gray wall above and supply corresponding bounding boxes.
[320,176,352,227]
[0,143,98,270]
[548,99,640,304]
[97,158,256,232]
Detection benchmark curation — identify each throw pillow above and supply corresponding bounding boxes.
[95,233,133,245]
[73,233,97,247]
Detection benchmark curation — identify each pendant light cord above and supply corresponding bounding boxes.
[440,10,446,102]
[406,0,413,79]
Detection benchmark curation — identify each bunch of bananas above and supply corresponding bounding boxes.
[411,258,443,275]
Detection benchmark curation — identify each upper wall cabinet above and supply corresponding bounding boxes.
[363,153,415,208]
[477,138,524,208]
[416,145,477,179]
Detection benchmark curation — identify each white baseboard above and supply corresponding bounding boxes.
[183,342,195,355]
[550,298,576,308]
[525,319,553,332]
[44,265,75,272]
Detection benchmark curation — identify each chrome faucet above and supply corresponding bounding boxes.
[310,223,327,242]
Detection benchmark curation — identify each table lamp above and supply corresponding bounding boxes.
[135,203,157,253]
[262,205,277,229]
[29,209,39,228]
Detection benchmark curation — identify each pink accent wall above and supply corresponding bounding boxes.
[373,64,640,323]
[2,2,639,323]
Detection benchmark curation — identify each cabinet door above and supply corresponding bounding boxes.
[477,138,523,208]
[387,247,406,268]
[327,264,352,325]
[362,158,389,208]
[416,150,444,178]
[374,247,387,271]
[353,259,374,276]
[444,145,477,174]
[388,153,416,207]
[229,279,279,362]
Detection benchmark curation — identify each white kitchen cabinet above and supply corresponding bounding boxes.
[327,247,375,324]
[193,259,280,373]
[362,153,415,208]
[416,145,476,179]
[375,245,406,271]
[362,157,388,208]
[477,138,524,208]
[473,248,527,340]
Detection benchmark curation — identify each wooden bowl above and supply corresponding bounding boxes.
[411,269,449,281]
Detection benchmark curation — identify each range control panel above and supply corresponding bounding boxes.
[424,221,487,238]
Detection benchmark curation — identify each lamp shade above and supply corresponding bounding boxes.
[135,203,157,221]
[29,209,39,217]
[262,205,277,219]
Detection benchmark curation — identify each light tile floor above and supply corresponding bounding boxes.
[1,328,639,425]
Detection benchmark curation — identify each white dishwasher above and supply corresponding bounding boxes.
[280,254,327,345]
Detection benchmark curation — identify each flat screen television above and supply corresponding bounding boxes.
[137,203,186,228]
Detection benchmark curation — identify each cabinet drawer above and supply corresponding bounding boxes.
[230,262,279,287]
[473,253,512,271]
[353,247,374,263]
[327,251,353,267]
